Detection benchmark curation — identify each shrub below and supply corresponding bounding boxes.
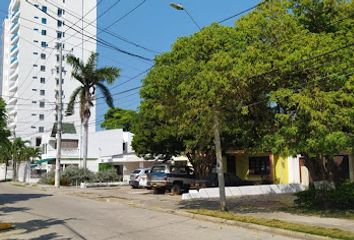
[96,168,119,182]
[38,171,69,186]
[295,181,354,210]
[62,166,96,186]
[99,163,113,172]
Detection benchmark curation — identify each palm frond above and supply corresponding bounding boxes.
[86,53,98,74]
[96,66,120,85]
[67,54,84,71]
[66,86,82,116]
[96,82,114,108]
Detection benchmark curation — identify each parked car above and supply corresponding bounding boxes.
[205,173,254,187]
[150,163,195,195]
[129,168,150,188]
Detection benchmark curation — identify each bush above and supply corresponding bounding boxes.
[62,166,96,186]
[99,163,113,172]
[295,181,354,210]
[38,171,69,186]
[96,168,120,182]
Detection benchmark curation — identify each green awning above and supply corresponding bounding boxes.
[51,123,77,137]
[31,158,55,168]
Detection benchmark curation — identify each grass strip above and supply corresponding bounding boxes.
[189,209,354,240]
[0,223,13,232]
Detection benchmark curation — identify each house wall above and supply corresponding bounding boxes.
[273,155,289,184]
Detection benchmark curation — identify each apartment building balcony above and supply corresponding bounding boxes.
[11,33,19,44]
[8,97,17,106]
[8,108,17,117]
[8,121,16,130]
[8,81,18,93]
[10,21,19,34]
[10,45,19,57]
[9,68,18,80]
[10,57,18,68]
[11,9,20,21]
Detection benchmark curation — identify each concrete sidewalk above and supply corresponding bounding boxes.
[12,182,354,233]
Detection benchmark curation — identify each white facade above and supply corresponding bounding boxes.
[1,0,97,146]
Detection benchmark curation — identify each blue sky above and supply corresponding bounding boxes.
[0,0,261,129]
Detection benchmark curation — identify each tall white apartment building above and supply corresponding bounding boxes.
[1,0,97,147]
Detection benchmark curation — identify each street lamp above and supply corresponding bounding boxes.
[170,3,201,31]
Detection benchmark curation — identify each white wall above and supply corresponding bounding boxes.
[288,155,301,184]
[88,129,124,158]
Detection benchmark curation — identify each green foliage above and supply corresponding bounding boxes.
[96,168,120,182]
[295,182,354,210]
[101,107,137,132]
[61,166,96,185]
[38,171,69,186]
[99,163,113,172]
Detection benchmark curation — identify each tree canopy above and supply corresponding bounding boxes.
[101,107,137,132]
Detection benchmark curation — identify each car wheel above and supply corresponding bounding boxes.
[171,183,182,195]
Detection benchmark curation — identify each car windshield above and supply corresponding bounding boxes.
[151,166,165,173]
[132,169,141,174]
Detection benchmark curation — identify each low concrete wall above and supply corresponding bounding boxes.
[80,182,128,189]
[0,164,12,181]
[182,184,306,200]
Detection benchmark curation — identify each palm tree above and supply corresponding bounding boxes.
[66,53,120,169]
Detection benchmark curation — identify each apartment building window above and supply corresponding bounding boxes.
[32,89,37,92]
[57,31,64,39]
[33,76,38,79]
[31,126,36,129]
[34,16,39,19]
[34,4,39,8]
[57,20,62,27]
[33,64,38,67]
[40,77,45,84]
[39,101,45,108]
[33,52,38,55]
[35,137,42,146]
[40,65,46,72]
[41,41,47,47]
[33,28,38,31]
[57,8,65,16]
[40,90,45,96]
[41,30,47,35]
[33,40,38,43]
[38,127,44,133]
[31,113,37,116]
[40,53,46,59]
[41,18,47,24]
[39,114,44,120]
[32,101,37,104]
[56,78,64,85]
[42,6,47,13]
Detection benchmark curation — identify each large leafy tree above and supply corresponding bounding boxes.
[260,0,354,183]
[66,53,120,169]
[101,107,137,132]
[0,99,10,181]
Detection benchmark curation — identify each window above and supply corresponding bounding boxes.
[57,8,64,16]
[35,137,42,146]
[40,77,45,84]
[31,113,37,116]
[42,6,47,13]
[41,30,46,35]
[39,101,45,108]
[33,28,38,31]
[41,18,47,24]
[39,114,44,120]
[40,65,46,72]
[31,126,36,129]
[40,53,46,59]
[56,78,64,85]
[33,40,38,43]
[32,101,37,104]
[32,89,37,91]
[123,142,127,153]
[57,31,62,39]
[248,156,270,175]
[34,16,39,19]
[33,52,38,55]
[38,127,44,133]
[40,90,45,96]
[57,20,62,27]
[33,76,38,79]
[41,41,47,47]
[34,4,39,8]
[33,64,38,67]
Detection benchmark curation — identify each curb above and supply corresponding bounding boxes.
[172,210,331,240]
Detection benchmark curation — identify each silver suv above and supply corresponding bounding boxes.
[129,168,150,188]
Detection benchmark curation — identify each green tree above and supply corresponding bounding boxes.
[101,107,137,132]
[0,99,10,181]
[66,53,120,169]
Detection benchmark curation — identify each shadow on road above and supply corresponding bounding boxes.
[0,206,31,215]
[0,194,52,205]
[7,232,72,240]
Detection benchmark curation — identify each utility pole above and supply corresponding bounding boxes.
[55,43,63,188]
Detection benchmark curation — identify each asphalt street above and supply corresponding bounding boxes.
[0,183,294,240]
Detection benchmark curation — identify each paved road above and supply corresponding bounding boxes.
[0,183,293,240]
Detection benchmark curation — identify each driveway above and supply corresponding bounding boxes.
[0,183,293,240]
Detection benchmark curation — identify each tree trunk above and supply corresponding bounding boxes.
[4,161,7,181]
[213,113,227,211]
[303,154,327,183]
[12,160,17,182]
[82,117,89,169]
